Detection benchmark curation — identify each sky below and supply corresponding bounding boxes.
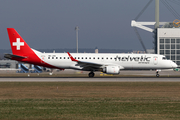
[0,0,180,51]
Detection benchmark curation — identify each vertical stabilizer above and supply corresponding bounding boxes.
[7,28,34,56]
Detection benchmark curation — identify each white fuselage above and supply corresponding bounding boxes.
[34,51,177,71]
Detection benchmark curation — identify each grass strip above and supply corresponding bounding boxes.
[0,98,180,120]
[0,82,180,119]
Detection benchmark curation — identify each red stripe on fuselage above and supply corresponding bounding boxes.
[11,51,64,70]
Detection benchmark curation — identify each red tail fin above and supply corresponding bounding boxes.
[7,28,64,70]
[7,28,34,56]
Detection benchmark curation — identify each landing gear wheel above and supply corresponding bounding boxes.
[88,72,95,77]
[156,74,160,77]
[156,71,160,77]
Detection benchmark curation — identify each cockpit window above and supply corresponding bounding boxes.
[162,57,167,60]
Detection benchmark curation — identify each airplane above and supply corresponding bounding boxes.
[4,28,178,77]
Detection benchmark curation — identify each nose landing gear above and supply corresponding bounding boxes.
[156,71,160,77]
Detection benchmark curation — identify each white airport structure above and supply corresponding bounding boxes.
[157,27,180,66]
[0,60,18,69]
[131,0,180,67]
[132,21,180,67]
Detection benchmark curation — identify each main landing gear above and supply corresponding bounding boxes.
[156,71,160,77]
[88,72,95,77]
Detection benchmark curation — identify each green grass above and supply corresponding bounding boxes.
[1,98,180,120]
[0,82,180,119]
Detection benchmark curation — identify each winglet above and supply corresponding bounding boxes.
[67,52,78,62]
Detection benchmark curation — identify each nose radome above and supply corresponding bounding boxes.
[171,61,178,68]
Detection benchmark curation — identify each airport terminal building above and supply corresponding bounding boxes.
[157,23,180,66]
[0,60,18,69]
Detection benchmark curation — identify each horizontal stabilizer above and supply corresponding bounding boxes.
[4,54,26,59]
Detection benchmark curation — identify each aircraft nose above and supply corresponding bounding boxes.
[171,61,178,68]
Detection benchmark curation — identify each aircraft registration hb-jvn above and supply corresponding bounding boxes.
[5,28,178,77]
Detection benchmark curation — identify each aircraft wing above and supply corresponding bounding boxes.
[4,54,27,59]
[67,52,103,70]
[67,52,124,70]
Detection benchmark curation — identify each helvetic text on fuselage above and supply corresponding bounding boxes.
[115,55,150,64]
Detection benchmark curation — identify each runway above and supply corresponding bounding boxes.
[0,77,180,82]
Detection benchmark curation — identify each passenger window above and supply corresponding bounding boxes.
[60,57,61,59]
[106,57,108,59]
[78,57,80,59]
[64,57,66,59]
[48,57,50,59]
[75,57,76,59]
[98,57,99,59]
[89,57,91,59]
[82,57,83,59]
[85,57,87,59]
[52,57,54,59]
[93,57,95,59]
[102,57,104,59]
[56,57,58,59]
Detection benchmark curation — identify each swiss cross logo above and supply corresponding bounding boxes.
[13,38,24,50]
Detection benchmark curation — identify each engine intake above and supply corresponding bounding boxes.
[102,66,120,74]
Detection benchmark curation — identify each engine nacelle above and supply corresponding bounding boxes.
[102,66,120,74]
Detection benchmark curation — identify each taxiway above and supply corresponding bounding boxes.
[0,77,180,82]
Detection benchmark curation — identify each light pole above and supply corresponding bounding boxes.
[155,0,159,29]
[75,26,79,53]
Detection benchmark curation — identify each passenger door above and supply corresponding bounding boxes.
[41,55,46,64]
[153,56,158,65]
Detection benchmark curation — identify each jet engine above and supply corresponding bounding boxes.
[102,66,120,74]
